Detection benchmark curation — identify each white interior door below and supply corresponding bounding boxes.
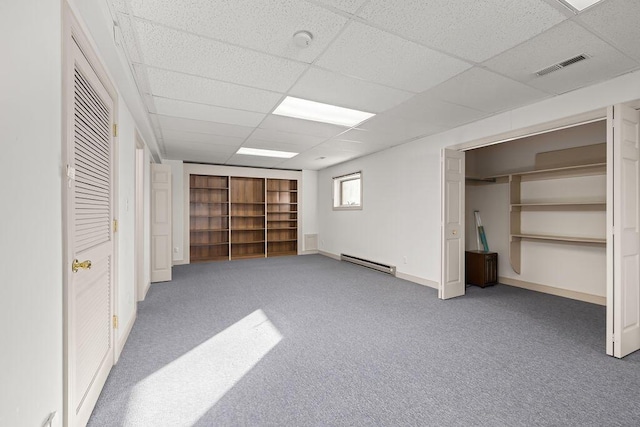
[608,104,640,358]
[64,38,115,426]
[151,164,172,282]
[440,148,466,299]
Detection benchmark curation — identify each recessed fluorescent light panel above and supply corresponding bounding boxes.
[558,0,603,11]
[272,96,375,127]
[236,147,298,158]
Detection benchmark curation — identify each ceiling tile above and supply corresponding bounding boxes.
[335,128,401,145]
[144,67,282,113]
[320,138,387,154]
[316,22,471,92]
[156,115,254,138]
[259,115,347,139]
[483,20,640,94]
[164,150,232,164]
[250,128,326,147]
[355,114,447,142]
[579,0,640,61]
[161,129,246,147]
[383,94,488,128]
[275,147,359,170]
[311,0,368,14]
[358,0,566,62]
[128,0,347,63]
[163,140,239,155]
[110,0,127,13]
[289,67,415,113]
[427,67,551,113]
[132,19,307,92]
[116,13,142,63]
[154,97,266,127]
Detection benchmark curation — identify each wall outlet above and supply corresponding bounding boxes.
[173,247,179,253]
[403,256,407,264]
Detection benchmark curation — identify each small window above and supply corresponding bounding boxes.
[333,172,362,210]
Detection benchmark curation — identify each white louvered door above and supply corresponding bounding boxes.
[66,38,115,426]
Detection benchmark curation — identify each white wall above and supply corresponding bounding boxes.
[318,141,443,285]
[301,170,319,253]
[116,101,139,350]
[163,160,185,263]
[0,1,63,426]
[318,69,640,287]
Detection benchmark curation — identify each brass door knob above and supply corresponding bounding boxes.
[72,259,92,273]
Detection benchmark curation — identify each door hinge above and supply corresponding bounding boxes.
[113,219,118,233]
[113,123,118,137]
[113,315,119,329]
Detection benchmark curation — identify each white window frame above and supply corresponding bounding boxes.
[333,171,362,210]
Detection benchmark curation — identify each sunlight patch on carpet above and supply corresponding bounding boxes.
[123,309,282,426]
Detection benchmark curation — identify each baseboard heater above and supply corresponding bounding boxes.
[340,254,396,276]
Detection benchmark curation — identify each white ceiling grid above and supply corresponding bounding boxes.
[109,0,640,170]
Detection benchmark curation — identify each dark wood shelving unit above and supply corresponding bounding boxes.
[189,175,230,262]
[230,177,266,260]
[189,175,298,262]
[267,179,298,257]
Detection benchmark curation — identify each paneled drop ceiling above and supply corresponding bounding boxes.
[109,0,640,170]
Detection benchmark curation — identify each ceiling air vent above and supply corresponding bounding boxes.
[535,54,590,77]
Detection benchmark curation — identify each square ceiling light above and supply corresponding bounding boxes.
[236,147,298,158]
[272,96,375,127]
[558,0,603,11]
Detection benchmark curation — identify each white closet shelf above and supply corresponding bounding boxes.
[511,201,606,208]
[511,233,606,244]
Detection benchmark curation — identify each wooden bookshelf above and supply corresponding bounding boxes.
[189,175,229,262]
[267,179,298,256]
[230,177,266,260]
[189,175,298,262]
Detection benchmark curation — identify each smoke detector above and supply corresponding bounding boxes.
[293,30,313,48]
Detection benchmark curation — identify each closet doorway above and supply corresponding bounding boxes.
[440,104,640,358]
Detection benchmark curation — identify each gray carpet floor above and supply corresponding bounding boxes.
[89,254,640,426]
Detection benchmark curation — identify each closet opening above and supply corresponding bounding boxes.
[464,120,607,305]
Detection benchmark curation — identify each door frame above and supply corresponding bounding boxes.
[441,109,607,295]
[135,134,146,301]
[62,3,119,424]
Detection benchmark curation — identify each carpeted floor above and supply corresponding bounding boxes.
[88,254,640,426]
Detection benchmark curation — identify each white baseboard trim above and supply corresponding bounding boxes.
[116,310,137,363]
[141,281,151,301]
[318,250,340,260]
[319,251,438,289]
[173,259,188,266]
[499,276,606,306]
[300,250,320,255]
[396,272,439,290]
